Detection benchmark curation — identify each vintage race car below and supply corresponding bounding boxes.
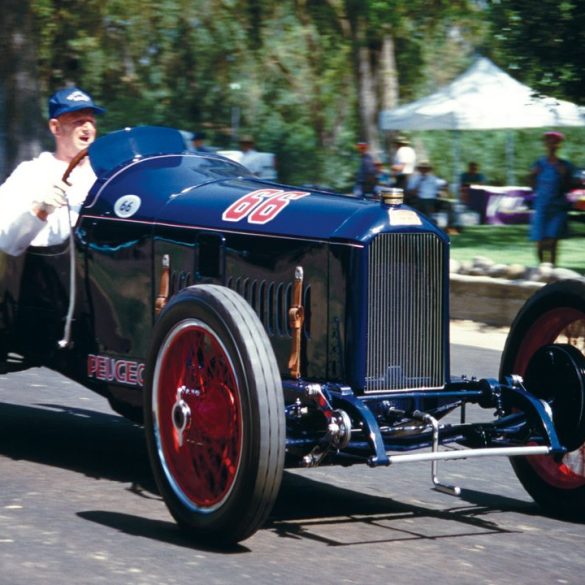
[1,126,585,545]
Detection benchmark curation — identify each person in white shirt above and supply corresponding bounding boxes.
[238,135,265,177]
[0,87,105,256]
[391,134,416,190]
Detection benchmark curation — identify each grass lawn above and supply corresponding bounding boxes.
[449,217,585,275]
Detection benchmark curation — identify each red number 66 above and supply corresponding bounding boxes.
[222,189,310,225]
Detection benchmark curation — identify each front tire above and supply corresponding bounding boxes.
[144,285,285,544]
[500,279,585,517]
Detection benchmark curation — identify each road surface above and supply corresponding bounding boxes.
[1,328,584,585]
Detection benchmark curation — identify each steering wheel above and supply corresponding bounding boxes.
[57,146,89,350]
[62,147,89,185]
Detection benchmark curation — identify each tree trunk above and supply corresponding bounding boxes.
[327,1,400,157]
[350,14,379,155]
[358,43,380,154]
[0,0,43,179]
[379,33,398,110]
[295,0,327,148]
[378,32,399,157]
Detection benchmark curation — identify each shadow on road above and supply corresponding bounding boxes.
[76,471,529,551]
[0,400,560,550]
[76,510,250,553]
[0,401,154,489]
[266,471,532,546]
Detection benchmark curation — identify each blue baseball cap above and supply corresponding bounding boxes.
[48,87,106,119]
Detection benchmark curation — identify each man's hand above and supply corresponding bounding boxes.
[33,182,68,220]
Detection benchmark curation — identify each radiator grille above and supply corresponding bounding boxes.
[365,232,446,392]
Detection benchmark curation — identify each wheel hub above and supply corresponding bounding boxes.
[524,344,585,451]
[172,396,192,447]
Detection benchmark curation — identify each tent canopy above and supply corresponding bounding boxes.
[379,57,585,131]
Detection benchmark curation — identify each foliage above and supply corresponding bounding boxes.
[3,1,582,188]
[488,0,585,104]
[409,126,585,191]
[23,0,487,187]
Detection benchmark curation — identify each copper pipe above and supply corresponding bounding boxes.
[287,266,304,379]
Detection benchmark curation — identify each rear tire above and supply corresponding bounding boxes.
[500,279,585,517]
[144,285,285,544]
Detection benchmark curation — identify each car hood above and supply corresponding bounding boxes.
[85,126,439,244]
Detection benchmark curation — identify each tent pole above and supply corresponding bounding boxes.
[452,129,461,199]
[506,131,515,185]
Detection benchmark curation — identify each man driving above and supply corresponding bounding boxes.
[0,87,105,256]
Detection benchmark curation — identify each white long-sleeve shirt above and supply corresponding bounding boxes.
[0,152,96,256]
[392,145,417,175]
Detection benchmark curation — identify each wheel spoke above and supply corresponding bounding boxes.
[515,308,585,489]
[155,320,242,509]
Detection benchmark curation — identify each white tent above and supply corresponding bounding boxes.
[379,57,585,187]
[379,57,585,131]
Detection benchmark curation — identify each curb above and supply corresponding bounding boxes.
[449,273,544,328]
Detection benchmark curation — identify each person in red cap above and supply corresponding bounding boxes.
[0,87,105,256]
[528,130,575,266]
[354,142,378,197]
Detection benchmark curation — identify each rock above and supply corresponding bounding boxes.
[549,267,582,281]
[487,263,509,278]
[525,266,542,282]
[449,259,462,274]
[449,254,584,326]
[529,262,554,282]
[450,273,544,327]
[503,263,527,280]
[472,255,494,271]
[468,267,485,276]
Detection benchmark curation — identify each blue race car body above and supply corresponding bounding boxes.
[2,126,585,545]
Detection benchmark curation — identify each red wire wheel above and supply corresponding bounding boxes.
[144,285,285,545]
[153,320,243,510]
[500,279,585,516]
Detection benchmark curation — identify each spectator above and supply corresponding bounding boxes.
[374,159,392,193]
[459,161,486,204]
[0,87,105,257]
[353,142,378,197]
[239,135,264,176]
[406,160,455,231]
[391,134,416,190]
[528,131,575,266]
[191,131,212,153]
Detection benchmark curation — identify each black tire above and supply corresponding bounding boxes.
[143,285,285,545]
[500,278,585,517]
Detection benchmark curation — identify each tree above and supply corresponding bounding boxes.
[489,0,585,104]
[0,0,489,187]
[302,0,482,156]
[0,0,44,179]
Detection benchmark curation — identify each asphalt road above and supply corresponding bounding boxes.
[1,344,584,585]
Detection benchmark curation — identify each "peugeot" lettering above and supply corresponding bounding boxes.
[87,354,145,387]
